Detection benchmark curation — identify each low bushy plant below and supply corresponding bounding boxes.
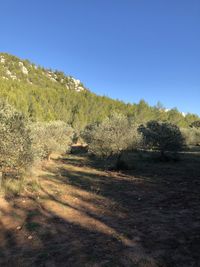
[181,128,200,147]
[82,113,140,168]
[0,99,32,174]
[30,121,74,161]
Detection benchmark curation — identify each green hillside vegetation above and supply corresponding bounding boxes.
[0,52,200,177]
[0,53,199,131]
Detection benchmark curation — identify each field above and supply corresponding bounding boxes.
[0,152,200,267]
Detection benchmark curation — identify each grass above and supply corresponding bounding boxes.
[2,177,26,196]
[1,175,41,197]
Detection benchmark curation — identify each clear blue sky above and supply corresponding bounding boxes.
[0,0,200,115]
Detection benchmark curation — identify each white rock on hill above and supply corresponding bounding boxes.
[0,56,5,64]
[50,77,57,82]
[0,55,85,92]
[19,62,28,75]
[6,69,17,80]
[6,69,12,76]
[71,78,84,91]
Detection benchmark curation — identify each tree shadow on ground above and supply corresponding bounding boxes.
[54,152,200,267]
[0,152,199,267]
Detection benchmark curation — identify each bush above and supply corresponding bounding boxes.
[30,121,74,161]
[0,99,32,173]
[82,113,140,167]
[181,128,200,147]
[138,121,184,160]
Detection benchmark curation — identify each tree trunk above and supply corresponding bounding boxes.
[47,153,51,161]
[160,150,167,161]
[0,172,2,189]
[115,152,123,170]
[117,152,122,163]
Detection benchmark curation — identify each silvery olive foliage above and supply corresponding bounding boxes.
[0,100,32,172]
[29,121,74,160]
[181,128,200,147]
[82,113,140,158]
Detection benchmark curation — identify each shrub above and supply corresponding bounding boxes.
[30,121,74,161]
[138,121,184,159]
[82,113,140,167]
[0,99,32,174]
[181,128,200,147]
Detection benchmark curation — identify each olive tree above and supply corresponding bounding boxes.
[82,113,139,167]
[30,121,74,161]
[181,127,200,147]
[138,120,185,159]
[0,100,32,173]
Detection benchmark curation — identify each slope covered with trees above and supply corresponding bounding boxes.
[0,53,199,131]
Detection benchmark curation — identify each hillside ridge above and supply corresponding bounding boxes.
[0,52,199,128]
[0,52,86,92]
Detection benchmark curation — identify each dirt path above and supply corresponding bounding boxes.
[0,155,199,266]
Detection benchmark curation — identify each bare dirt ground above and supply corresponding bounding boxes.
[0,153,200,267]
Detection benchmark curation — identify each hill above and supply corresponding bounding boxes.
[0,53,86,92]
[0,52,199,129]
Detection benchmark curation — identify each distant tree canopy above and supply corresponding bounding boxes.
[0,78,198,131]
[0,52,199,131]
[138,121,185,159]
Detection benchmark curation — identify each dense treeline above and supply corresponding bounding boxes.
[0,78,199,131]
[0,53,199,130]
